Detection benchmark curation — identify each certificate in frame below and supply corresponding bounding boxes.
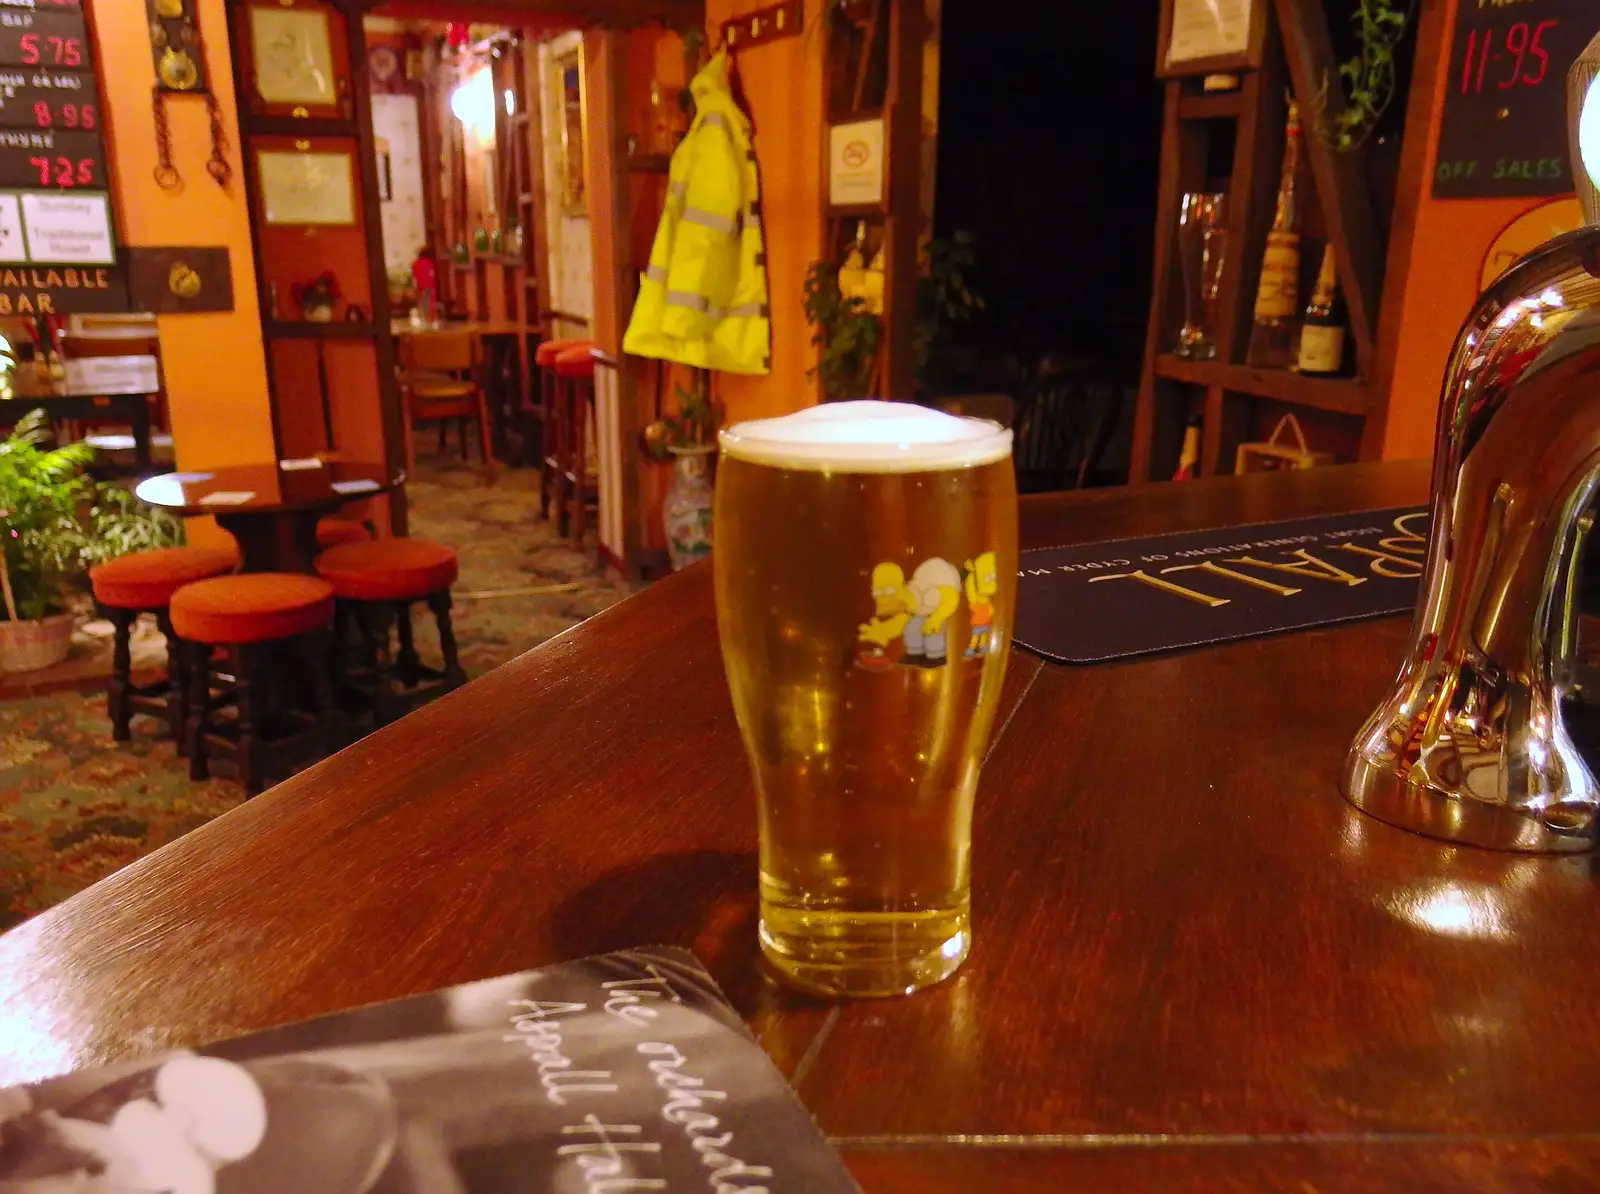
[1158,0,1263,77]
[256,149,356,226]
[248,5,338,107]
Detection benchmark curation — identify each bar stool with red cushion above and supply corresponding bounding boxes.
[314,538,466,723]
[169,573,339,796]
[89,544,239,746]
[553,344,601,544]
[315,517,372,548]
[536,338,593,524]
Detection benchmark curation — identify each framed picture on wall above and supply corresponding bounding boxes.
[551,46,586,216]
[1157,0,1262,76]
[248,5,338,107]
[257,149,357,226]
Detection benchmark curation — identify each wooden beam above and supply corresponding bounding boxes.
[339,0,408,532]
[1274,0,1382,382]
[366,0,703,28]
[881,0,924,400]
[1131,80,1184,484]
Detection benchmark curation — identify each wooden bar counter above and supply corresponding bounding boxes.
[8,460,1600,1190]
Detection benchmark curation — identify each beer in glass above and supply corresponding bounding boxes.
[714,401,1017,996]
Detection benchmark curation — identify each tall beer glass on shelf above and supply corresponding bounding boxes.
[714,401,1017,997]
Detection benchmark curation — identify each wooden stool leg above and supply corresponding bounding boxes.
[539,370,555,518]
[553,377,571,537]
[394,601,422,686]
[185,640,210,781]
[476,387,494,467]
[106,607,134,741]
[236,644,263,797]
[568,384,586,542]
[428,590,466,688]
[403,396,417,480]
[157,610,187,751]
[297,629,343,751]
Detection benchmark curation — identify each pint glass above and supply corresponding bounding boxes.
[714,401,1017,996]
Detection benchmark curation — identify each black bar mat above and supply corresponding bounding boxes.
[1015,506,1428,664]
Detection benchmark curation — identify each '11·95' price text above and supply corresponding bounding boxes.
[28,154,93,187]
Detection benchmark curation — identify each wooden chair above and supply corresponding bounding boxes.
[398,330,493,476]
[58,331,164,456]
[1012,367,1131,494]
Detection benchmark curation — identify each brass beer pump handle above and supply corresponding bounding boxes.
[1339,24,1600,852]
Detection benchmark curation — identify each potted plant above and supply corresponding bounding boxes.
[643,374,722,571]
[290,270,342,322]
[803,260,882,401]
[0,409,183,672]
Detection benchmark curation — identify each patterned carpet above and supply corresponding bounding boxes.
[0,454,633,931]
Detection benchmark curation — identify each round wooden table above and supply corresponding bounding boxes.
[135,460,401,573]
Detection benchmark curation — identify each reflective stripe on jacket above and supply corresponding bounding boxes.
[623,52,770,375]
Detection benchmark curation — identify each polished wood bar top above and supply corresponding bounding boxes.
[11,458,1597,1189]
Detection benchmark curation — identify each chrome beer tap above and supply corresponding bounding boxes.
[1340,29,1600,852]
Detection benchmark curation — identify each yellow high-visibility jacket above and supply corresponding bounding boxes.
[623,52,770,374]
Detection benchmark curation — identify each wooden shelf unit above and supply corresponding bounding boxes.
[1132,0,1386,482]
[818,0,924,399]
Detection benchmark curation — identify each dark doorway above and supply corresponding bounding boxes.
[934,0,1163,483]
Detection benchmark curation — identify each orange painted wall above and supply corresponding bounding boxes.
[92,0,274,471]
[1377,0,1562,460]
[701,0,825,423]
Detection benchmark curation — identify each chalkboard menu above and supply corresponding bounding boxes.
[1433,0,1595,200]
[0,0,125,313]
[0,948,861,1193]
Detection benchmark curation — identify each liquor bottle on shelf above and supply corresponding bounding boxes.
[1295,243,1347,375]
[1247,101,1303,370]
[1173,414,1202,481]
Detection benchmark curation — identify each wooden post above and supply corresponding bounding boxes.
[339,0,406,531]
[881,0,924,400]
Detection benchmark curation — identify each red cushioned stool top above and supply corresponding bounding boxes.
[316,518,372,548]
[314,538,459,602]
[535,338,593,369]
[553,345,597,379]
[169,574,334,645]
[89,546,240,611]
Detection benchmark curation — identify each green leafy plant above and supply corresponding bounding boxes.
[640,370,724,459]
[1317,0,1413,152]
[0,408,182,622]
[803,260,882,401]
[78,484,184,570]
[915,231,985,395]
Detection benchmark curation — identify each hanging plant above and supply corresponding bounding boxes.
[803,260,882,401]
[1317,0,1413,152]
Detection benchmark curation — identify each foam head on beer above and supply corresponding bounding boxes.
[718,399,1012,471]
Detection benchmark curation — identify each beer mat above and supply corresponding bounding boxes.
[1014,506,1428,664]
[0,947,858,1194]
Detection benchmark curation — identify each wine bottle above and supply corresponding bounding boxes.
[1295,243,1346,375]
[1246,101,1302,369]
